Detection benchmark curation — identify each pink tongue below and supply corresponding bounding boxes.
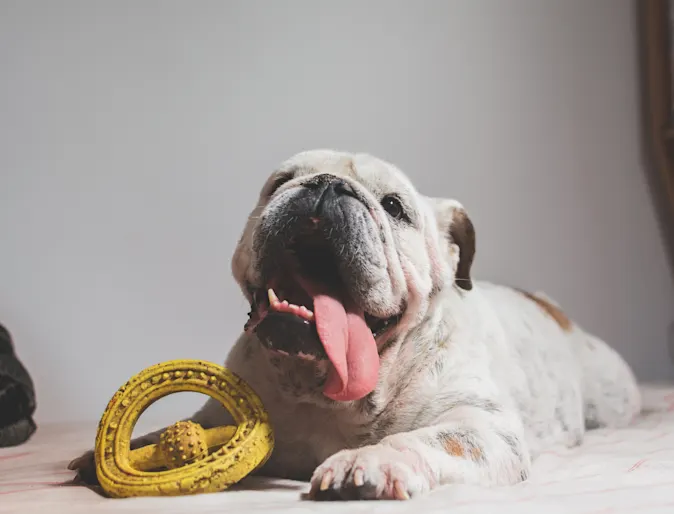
[297,277,379,401]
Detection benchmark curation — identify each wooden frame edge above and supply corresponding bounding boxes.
[640,0,674,230]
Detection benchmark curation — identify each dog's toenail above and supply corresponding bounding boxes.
[320,470,333,491]
[393,480,410,500]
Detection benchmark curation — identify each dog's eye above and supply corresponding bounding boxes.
[268,173,294,196]
[381,195,405,220]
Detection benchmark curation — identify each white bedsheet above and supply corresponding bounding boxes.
[2,384,674,514]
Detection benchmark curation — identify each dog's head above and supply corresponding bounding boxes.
[232,150,475,403]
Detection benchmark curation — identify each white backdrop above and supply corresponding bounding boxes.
[1,0,672,424]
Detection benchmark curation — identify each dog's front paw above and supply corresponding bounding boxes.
[309,443,433,501]
[67,450,99,485]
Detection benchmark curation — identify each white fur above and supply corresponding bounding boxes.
[69,150,641,501]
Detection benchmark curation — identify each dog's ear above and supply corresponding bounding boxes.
[428,198,476,291]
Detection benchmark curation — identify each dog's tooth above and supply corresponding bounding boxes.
[268,288,279,305]
[281,300,289,307]
[319,471,333,491]
[353,469,364,487]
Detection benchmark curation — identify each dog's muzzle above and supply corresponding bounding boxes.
[245,174,400,402]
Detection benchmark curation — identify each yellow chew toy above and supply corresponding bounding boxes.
[94,359,274,498]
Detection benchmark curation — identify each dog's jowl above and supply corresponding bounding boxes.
[69,150,641,501]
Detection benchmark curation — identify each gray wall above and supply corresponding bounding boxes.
[1,0,672,424]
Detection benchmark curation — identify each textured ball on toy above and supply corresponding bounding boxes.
[158,421,208,469]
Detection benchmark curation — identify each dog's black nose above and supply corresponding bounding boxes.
[331,178,356,198]
[304,174,357,198]
[304,174,358,217]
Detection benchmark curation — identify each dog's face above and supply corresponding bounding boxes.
[232,150,475,403]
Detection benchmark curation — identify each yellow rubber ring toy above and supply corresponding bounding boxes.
[94,360,274,498]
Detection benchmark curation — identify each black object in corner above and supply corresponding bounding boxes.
[0,324,36,447]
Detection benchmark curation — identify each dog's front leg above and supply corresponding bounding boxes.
[309,405,530,501]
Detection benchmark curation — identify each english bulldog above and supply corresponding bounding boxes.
[69,150,641,501]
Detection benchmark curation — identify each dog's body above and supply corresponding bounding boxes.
[70,150,640,500]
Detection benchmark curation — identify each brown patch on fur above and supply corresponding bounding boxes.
[441,437,482,460]
[518,289,573,332]
[442,438,465,457]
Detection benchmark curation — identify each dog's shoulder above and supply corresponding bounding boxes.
[383,282,579,421]
[473,281,574,334]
